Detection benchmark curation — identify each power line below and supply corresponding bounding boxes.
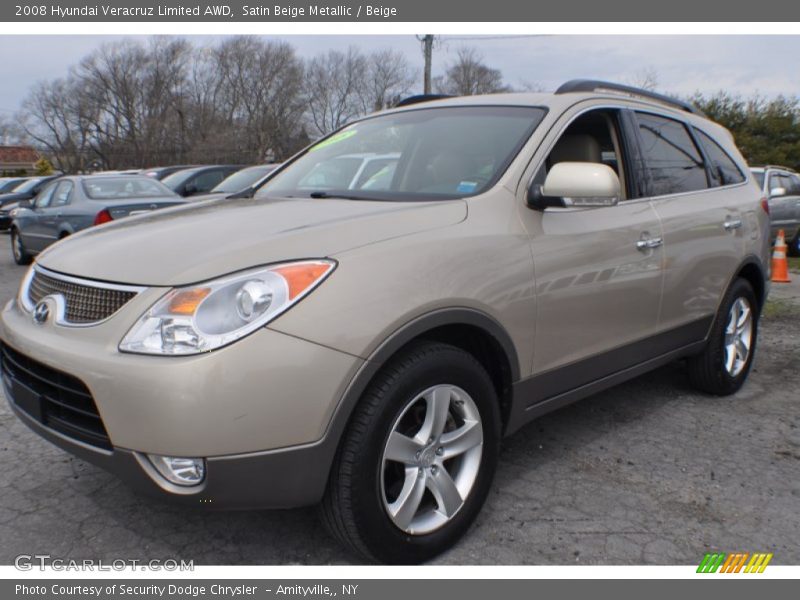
[440,35,552,41]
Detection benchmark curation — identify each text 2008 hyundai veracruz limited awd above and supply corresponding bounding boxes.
[0,81,771,563]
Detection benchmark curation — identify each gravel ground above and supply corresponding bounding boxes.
[0,234,798,565]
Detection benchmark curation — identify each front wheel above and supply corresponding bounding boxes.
[687,278,759,395]
[10,228,32,265]
[320,341,501,564]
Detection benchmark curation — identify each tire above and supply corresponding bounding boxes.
[320,341,501,564]
[10,228,32,266]
[687,278,759,395]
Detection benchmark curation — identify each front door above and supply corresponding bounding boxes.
[519,107,665,393]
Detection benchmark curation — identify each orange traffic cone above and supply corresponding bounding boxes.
[771,230,791,283]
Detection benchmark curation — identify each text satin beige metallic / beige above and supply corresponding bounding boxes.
[0,81,771,563]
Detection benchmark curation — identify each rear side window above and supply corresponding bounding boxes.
[775,173,800,195]
[635,112,708,196]
[694,129,746,186]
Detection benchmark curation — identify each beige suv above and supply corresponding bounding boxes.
[0,80,771,564]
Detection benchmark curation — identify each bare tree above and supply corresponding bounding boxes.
[359,49,414,112]
[19,77,98,172]
[17,36,403,171]
[305,47,368,136]
[211,36,306,161]
[435,47,509,96]
[627,67,659,91]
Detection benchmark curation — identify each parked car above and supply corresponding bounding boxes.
[0,175,61,232]
[0,81,770,564]
[297,153,400,192]
[750,165,800,255]
[188,164,280,202]
[91,169,142,176]
[9,175,185,265]
[0,177,28,194]
[141,165,198,180]
[162,165,244,197]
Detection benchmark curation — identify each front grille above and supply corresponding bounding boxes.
[27,269,137,324]
[1,343,111,450]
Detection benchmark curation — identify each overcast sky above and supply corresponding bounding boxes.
[1,35,799,116]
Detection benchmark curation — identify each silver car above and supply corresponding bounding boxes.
[751,166,800,255]
[10,175,185,265]
[0,80,771,563]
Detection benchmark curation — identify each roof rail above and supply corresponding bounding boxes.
[756,165,797,173]
[555,79,705,116]
[395,94,452,108]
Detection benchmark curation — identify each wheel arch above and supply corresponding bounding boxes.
[734,255,768,310]
[308,308,521,503]
[336,308,520,432]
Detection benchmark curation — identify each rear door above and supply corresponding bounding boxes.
[40,180,74,237]
[635,112,747,334]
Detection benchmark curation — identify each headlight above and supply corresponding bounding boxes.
[119,260,335,355]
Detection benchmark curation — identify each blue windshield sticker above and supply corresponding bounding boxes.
[456,181,478,194]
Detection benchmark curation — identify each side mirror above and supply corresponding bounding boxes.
[528,162,620,211]
[17,200,32,210]
[770,186,787,198]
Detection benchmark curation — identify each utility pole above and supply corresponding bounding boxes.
[416,35,435,94]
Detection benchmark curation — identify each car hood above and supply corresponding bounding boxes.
[37,196,467,286]
[0,191,32,206]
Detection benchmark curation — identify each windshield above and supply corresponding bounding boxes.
[257,106,546,201]
[211,165,276,193]
[82,177,175,200]
[0,179,24,193]
[13,178,43,193]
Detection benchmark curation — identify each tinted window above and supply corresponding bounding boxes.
[791,175,800,195]
[82,177,174,200]
[636,113,708,196]
[192,170,227,192]
[778,174,799,195]
[695,129,745,186]
[258,106,546,201]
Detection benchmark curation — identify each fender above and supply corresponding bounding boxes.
[279,307,521,505]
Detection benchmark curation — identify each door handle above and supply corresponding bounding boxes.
[724,218,743,231]
[636,237,663,250]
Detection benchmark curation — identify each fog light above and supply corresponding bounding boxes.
[148,454,206,486]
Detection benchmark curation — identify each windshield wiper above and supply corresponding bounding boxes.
[308,191,377,201]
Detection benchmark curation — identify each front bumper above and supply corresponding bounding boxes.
[0,295,363,508]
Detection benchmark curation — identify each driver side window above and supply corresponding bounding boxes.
[536,109,629,201]
[34,182,57,209]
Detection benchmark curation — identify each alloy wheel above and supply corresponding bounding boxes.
[724,297,753,377]
[380,384,483,535]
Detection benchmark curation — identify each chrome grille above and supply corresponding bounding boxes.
[27,269,139,324]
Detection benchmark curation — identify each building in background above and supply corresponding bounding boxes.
[0,145,40,176]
